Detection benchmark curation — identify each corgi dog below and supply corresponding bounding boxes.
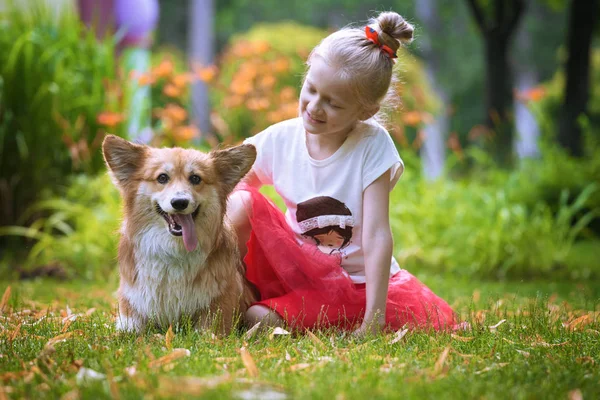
[102,135,257,334]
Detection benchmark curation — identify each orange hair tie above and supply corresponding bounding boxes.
[365,26,397,59]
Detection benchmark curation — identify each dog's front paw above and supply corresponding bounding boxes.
[115,314,144,333]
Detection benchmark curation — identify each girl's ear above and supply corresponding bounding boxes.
[359,105,380,121]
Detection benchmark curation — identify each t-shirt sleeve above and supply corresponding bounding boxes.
[362,127,404,191]
[243,128,274,185]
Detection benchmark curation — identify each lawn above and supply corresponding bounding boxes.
[1,273,598,399]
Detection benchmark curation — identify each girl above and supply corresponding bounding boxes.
[227,11,456,335]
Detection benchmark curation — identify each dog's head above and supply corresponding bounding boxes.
[102,135,256,253]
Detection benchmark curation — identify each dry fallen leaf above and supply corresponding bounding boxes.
[158,374,232,396]
[76,368,106,384]
[269,327,290,340]
[515,349,530,358]
[289,363,311,372]
[148,348,191,369]
[563,314,592,331]
[390,328,409,344]
[244,322,261,340]
[240,346,259,377]
[474,363,509,375]
[165,325,174,351]
[488,319,507,331]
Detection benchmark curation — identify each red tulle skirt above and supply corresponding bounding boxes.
[238,185,456,331]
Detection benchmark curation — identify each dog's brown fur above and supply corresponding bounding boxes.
[102,135,256,334]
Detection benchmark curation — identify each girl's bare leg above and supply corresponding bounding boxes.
[226,190,253,260]
[245,305,284,327]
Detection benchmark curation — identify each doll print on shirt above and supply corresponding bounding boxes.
[296,196,354,259]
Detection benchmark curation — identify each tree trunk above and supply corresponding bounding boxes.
[188,0,214,137]
[558,0,599,157]
[465,0,525,167]
[416,0,448,180]
[485,34,513,165]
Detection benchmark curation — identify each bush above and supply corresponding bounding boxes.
[391,172,599,280]
[0,1,117,228]
[0,174,121,280]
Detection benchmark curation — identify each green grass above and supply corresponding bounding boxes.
[1,275,598,399]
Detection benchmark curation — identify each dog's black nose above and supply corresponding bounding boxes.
[171,198,189,211]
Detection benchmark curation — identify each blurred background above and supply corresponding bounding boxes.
[0,0,598,284]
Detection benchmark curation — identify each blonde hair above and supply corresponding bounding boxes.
[307,12,414,114]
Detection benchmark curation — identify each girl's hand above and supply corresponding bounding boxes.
[352,314,386,337]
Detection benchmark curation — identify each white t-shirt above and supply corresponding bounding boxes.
[244,117,403,283]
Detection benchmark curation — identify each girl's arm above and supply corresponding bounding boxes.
[356,168,394,336]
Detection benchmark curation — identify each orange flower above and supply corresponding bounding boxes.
[133,71,155,86]
[194,64,218,83]
[153,59,174,79]
[246,97,270,111]
[253,41,270,55]
[163,104,188,123]
[97,111,124,127]
[272,57,290,73]
[223,95,244,108]
[171,73,193,89]
[230,82,253,96]
[163,84,183,98]
[279,87,296,101]
[173,125,200,142]
[258,75,276,89]
[401,111,422,127]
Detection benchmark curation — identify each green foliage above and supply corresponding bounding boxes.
[391,169,599,280]
[0,1,117,227]
[0,174,121,280]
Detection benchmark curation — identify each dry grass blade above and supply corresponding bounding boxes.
[165,325,174,351]
[432,346,451,376]
[0,286,11,314]
[9,322,21,341]
[390,328,409,344]
[305,330,326,349]
[148,348,191,369]
[451,334,474,342]
[240,346,259,377]
[45,331,78,349]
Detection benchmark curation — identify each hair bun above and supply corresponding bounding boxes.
[376,11,414,45]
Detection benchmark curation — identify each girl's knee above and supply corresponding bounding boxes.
[245,305,284,327]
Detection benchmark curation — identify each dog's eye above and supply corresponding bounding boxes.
[157,173,169,184]
[189,174,202,185]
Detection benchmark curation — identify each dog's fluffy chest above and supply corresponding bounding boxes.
[121,228,226,327]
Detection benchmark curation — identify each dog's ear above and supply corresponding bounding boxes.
[211,144,257,194]
[102,135,147,186]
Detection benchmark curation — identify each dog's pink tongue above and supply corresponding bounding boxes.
[173,214,198,252]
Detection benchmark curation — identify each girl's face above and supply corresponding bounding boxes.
[299,56,366,140]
